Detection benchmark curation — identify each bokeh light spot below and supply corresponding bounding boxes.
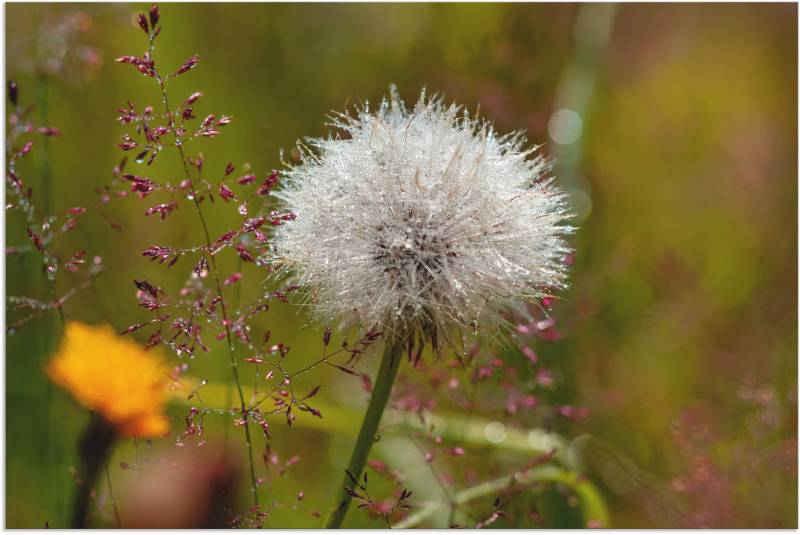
[484,421,507,443]
[548,108,583,145]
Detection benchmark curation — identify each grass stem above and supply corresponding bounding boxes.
[151,49,260,511]
[104,463,121,528]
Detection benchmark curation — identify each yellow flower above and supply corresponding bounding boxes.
[47,322,171,438]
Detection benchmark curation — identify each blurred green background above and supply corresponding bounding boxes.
[6,2,797,528]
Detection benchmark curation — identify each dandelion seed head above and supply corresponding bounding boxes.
[273,86,574,341]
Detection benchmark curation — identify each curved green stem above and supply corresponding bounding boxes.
[323,340,403,528]
[393,464,609,529]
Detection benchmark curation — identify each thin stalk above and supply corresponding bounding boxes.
[323,340,404,528]
[404,430,456,516]
[221,258,244,454]
[223,184,263,452]
[152,59,259,509]
[104,463,121,528]
[447,374,482,526]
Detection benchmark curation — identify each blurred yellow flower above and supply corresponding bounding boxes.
[47,322,171,438]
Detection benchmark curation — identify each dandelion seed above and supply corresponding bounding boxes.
[273,86,573,343]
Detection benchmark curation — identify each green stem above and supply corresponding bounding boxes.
[151,52,259,511]
[393,464,609,529]
[323,340,404,529]
[222,251,246,456]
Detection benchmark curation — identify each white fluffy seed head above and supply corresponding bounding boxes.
[272,87,574,343]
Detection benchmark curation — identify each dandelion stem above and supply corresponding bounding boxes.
[152,59,260,511]
[323,339,403,528]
